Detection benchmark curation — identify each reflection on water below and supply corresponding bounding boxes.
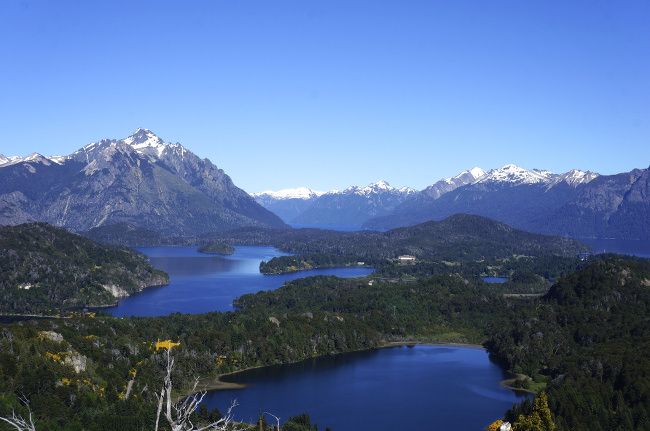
[106,246,374,317]
[203,345,529,431]
[151,256,239,276]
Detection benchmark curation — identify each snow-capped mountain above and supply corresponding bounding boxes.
[253,187,325,201]
[550,169,600,187]
[364,164,650,240]
[421,167,486,199]
[475,164,598,186]
[291,180,416,229]
[0,153,60,168]
[251,187,325,222]
[336,180,416,197]
[0,128,285,234]
[254,180,416,229]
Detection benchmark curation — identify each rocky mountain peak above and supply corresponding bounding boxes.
[122,128,167,158]
[553,169,599,186]
[341,180,415,196]
[476,164,555,185]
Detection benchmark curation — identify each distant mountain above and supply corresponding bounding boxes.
[253,168,485,229]
[256,180,416,229]
[0,128,285,234]
[365,164,650,240]
[252,187,325,222]
[421,167,486,199]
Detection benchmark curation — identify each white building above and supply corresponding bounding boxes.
[397,255,416,263]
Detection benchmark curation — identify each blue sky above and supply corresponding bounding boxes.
[0,0,648,192]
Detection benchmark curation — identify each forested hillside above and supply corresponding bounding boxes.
[487,256,650,430]
[0,223,168,314]
[209,214,586,274]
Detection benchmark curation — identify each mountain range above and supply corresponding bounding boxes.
[0,129,285,234]
[253,181,416,230]
[256,163,650,240]
[3,130,647,240]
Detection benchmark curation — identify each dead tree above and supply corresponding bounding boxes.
[1,349,248,431]
[154,348,243,431]
[0,396,36,431]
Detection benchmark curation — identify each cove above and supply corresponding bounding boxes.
[106,246,374,317]
[203,345,529,431]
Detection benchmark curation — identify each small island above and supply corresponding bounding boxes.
[198,241,235,255]
[259,254,365,274]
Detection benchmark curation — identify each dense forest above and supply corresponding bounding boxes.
[2,255,649,430]
[210,214,587,261]
[0,224,168,314]
[2,221,648,430]
[197,241,235,255]
[86,214,586,260]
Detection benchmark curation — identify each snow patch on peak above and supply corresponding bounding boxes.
[253,187,325,200]
[340,180,415,196]
[0,155,23,167]
[369,180,391,190]
[24,153,51,164]
[122,128,166,158]
[468,167,486,179]
[553,169,599,186]
[444,167,486,184]
[476,164,555,185]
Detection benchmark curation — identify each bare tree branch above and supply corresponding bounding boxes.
[155,348,245,431]
[2,350,252,431]
[0,396,36,431]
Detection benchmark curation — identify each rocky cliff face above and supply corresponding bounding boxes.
[0,129,285,234]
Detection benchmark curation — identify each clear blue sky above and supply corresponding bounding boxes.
[1,0,648,192]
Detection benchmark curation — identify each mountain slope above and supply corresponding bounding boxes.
[0,129,285,234]
[252,187,324,222]
[284,180,415,229]
[0,223,168,313]
[364,164,650,239]
[541,167,650,239]
[420,167,486,199]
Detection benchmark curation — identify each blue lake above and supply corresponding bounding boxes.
[106,246,374,317]
[483,276,508,284]
[582,238,650,258]
[204,345,528,431]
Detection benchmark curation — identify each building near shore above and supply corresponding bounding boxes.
[397,255,416,263]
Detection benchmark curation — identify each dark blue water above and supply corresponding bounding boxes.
[106,246,374,317]
[582,238,650,258]
[483,276,508,284]
[204,345,528,431]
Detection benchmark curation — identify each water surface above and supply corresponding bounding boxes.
[483,276,508,284]
[582,238,650,258]
[106,246,373,317]
[204,345,528,430]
